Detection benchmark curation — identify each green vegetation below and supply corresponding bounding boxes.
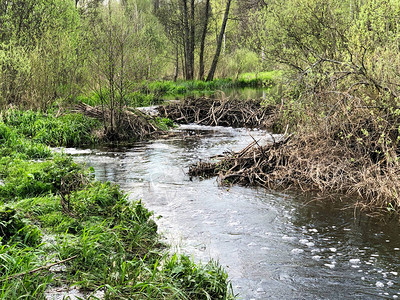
[142,76,273,97]
[0,117,234,298]
[1,109,100,147]
[3,0,400,294]
[240,0,400,214]
[76,90,161,108]
[75,73,279,107]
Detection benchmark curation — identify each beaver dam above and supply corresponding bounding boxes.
[158,96,400,217]
[158,96,277,128]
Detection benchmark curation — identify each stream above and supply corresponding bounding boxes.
[70,124,400,299]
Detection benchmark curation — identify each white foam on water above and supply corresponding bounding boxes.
[376,281,385,288]
[329,248,337,252]
[324,263,335,269]
[306,242,315,247]
[390,271,398,276]
[312,255,321,261]
[349,258,361,264]
[291,248,304,254]
[256,288,265,294]
[299,239,309,244]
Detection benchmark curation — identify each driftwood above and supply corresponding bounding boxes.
[158,97,276,128]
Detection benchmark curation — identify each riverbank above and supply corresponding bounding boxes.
[0,112,234,299]
[185,87,400,217]
[76,72,279,108]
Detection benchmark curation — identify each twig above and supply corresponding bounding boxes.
[1,255,78,282]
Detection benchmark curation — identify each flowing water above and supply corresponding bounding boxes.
[70,124,400,299]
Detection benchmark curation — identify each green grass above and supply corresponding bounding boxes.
[76,90,163,108]
[1,109,100,147]
[76,72,281,108]
[0,117,234,299]
[238,70,282,83]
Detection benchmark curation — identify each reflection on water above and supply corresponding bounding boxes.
[72,125,400,299]
[162,88,267,101]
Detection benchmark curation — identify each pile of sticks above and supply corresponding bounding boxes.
[74,103,159,140]
[189,135,291,187]
[158,97,276,128]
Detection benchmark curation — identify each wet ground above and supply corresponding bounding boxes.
[69,124,400,299]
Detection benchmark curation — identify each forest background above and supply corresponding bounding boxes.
[2,0,400,212]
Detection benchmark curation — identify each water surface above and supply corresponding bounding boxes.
[71,125,400,299]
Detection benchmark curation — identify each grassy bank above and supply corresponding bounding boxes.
[77,72,280,108]
[0,112,234,299]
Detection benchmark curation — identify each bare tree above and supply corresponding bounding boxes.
[206,0,232,81]
[198,0,210,80]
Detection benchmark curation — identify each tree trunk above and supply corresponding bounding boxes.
[182,0,192,80]
[174,46,179,82]
[198,0,210,80]
[189,0,195,80]
[206,0,232,81]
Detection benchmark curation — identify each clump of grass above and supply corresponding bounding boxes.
[154,117,175,131]
[0,154,90,200]
[0,123,52,159]
[1,109,100,147]
[238,70,282,87]
[164,254,233,300]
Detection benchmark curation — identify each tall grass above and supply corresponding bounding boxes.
[1,109,100,147]
[0,121,235,299]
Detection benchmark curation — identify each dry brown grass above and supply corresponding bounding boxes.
[190,93,400,215]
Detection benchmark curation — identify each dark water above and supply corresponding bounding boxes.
[70,125,400,299]
[163,87,268,101]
